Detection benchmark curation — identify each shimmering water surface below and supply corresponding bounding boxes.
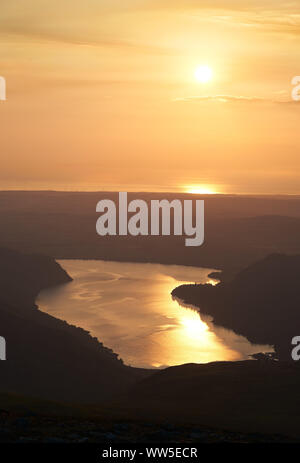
[37,260,272,369]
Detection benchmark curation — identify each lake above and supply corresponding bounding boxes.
[36,260,272,369]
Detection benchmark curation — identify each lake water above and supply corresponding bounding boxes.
[36,260,272,369]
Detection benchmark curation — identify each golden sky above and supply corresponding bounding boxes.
[0,0,299,193]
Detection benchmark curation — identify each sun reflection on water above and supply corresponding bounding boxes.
[147,275,240,367]
[37,261,272,369]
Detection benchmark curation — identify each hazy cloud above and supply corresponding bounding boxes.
[173,95,300,105]
[173,95,270,103]
[1,0,299,47]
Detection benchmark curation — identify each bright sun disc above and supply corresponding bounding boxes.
[185,185,218,195]
[195,66,213,83]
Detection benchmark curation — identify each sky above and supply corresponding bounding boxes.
[0,0,299,194]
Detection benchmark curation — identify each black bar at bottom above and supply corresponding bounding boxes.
[0,443,298,462]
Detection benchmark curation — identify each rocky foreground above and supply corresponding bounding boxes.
[0,411,297,444]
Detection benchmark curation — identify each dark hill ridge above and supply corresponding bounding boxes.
[0,246,72,310]
[117,360,300,438]
[172,253,300,360]
[1,192,300,279]
[0,248,149,402]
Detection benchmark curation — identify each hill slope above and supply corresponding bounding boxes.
[172,253,300,359]
[0,248,148,402]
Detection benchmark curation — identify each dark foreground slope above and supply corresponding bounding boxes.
[1,361,300,441]
[114,360,300,438]
[172,254,300,360]
[0,248,148,402]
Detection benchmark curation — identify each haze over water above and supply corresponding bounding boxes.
[37,260,271,369]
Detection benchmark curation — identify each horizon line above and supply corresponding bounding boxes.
[1,189,300,198]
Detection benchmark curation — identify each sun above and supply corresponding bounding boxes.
[194,65,213,83]
[184,185,218,195]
